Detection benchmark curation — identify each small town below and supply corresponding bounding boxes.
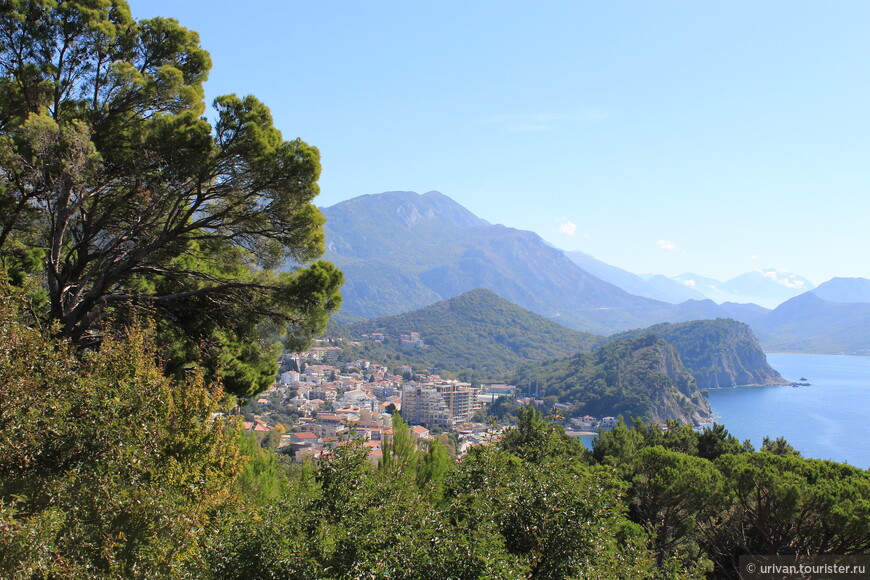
[241,343,618,464]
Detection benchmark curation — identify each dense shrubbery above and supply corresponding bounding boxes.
[0,282,244,577]
[592,419,870,577]
[3,282,867,579]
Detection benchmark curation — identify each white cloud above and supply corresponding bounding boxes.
[759,268,807,288]
[557,217,577,236]
[682,279,696,287]
[657,239,676,250]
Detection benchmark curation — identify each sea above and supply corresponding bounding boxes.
[705,353,870,469]
[579,353,870,469]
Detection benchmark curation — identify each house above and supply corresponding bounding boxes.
[600,417,618,429]
[485,384,516,397]
[410,425,431,440]
[292,432,319,445]
[280,370,300,385]
[242,419,272,434]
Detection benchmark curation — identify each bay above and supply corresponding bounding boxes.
[706,353,870,469]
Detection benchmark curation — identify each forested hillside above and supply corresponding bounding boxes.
[513,336,712,424]
[612,319,788,387]
[333,289,603,379]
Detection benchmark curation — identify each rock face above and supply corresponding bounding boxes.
[513,335,712,425]
[613,338,713,425]
[612,319,788,388]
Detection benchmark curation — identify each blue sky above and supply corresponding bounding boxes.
[133,1,870,284]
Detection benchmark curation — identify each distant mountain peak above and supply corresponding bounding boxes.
[324,190,489,232]
[671,270,814,309]
[811,277,870,303]
[320,190,775,334]
[754,268,814,290]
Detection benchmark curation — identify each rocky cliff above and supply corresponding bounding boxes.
[513,335,712,425]
[612,319,788,388]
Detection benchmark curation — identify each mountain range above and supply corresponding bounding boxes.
[322,191,761,333]
[564,251,706,304]
[671,270,815,309]
[563,252,814,308]
[324,191,676,333]
[329,289,786,422]
[320,191,870,354]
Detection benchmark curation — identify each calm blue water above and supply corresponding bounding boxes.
[706,353,870,469]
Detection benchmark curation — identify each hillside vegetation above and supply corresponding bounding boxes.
[333,289,603,379]
[513,336,712,425]
[612,319,788,388]
[4,292,867,580]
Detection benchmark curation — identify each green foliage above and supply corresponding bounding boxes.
[2,273,866,579]
[760,435,801,456]
[379,412,419,475]
[483,395,523,424]
[445,446,654,579]
[706,452,870,569]
[513,336,709,425]
[612,319,786,388]
[630,446,724,573]
[332,289,602,381]
[590,415,870,578]
[697,423,743,460]
[0,0,342,398]
[500,407,587,463]
[593,418,647,466]
[416,438,453,502]
[0,282,244,577]
[237,433,285,503]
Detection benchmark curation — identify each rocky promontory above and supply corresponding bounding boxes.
[612,318,788,388]
[513,335,712,425]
